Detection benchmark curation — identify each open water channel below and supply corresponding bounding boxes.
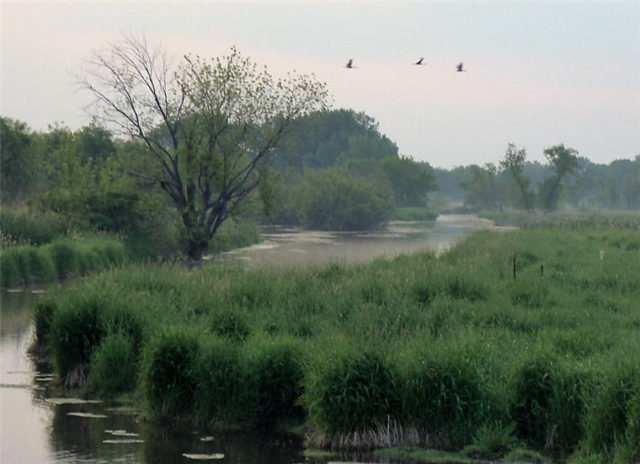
[1,215,501,464]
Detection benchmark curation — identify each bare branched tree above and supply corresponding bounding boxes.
[79,34,329,260]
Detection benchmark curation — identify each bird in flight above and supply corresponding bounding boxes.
[345,58,355,69]
[456,62,466,72]
[414,57,425,65]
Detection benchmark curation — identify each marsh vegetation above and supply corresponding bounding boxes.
[31,219,640,463]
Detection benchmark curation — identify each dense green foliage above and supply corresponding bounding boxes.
[0,236,127,287]
[35,225,640,461]
[266,110,437,228]
[293,167,393,230]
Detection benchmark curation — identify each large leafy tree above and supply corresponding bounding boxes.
[80,34,328,260]
[378,156,437,207]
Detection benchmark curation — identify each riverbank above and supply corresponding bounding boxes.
[31,224,640,463]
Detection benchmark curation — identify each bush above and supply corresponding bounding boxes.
[141,329,200,419]
[87,331,138,397]
[295,168,393,231]
[306,350,399,434]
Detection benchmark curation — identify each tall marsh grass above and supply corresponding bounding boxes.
[1,236,126,286]
[36,227,640,462]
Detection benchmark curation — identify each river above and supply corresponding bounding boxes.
[0,215,500,464]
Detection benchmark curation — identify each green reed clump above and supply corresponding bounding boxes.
[0,250,20,286]
[242,336,306,429]
[101,302,148,354]
[305,348,399,435]
[400,350,488,448]
[141,328,200,420]
[0,208,67,246]
[210,309,251,342]
[50,294,105,375]
[34,299,57,345]
[615,386,640,463]
[461,423,519,460]
[583,363,639,459]
[87,331,138,397]
[194,336,242,424]
[511,355,588,453]
[48,240,79,278]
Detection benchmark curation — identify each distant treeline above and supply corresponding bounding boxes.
[436,153,640,211]
[3,112,638,264]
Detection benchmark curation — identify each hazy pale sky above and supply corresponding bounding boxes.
[2,1,639,168]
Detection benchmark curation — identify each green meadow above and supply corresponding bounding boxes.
[34,226,640,463]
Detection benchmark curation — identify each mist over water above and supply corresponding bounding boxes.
[0,215,499,464]
[220,214,498,268]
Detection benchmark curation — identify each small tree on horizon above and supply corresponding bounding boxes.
[538,144,579,211]
[499,143,534,211]
[79,34,328,260]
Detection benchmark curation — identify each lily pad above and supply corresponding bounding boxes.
[182,453,225,460]
[46,397,102,405]
[200,436,215,442]
[103,439,144,444]
[67,412,108,419]
[105,429,140,437]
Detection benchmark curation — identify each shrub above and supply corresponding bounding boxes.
[306,350,399,435]
[141,328,200,419]
[295,168,393,231]
[87,331,138,397]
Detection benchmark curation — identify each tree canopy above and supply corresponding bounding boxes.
[80,35,328,260]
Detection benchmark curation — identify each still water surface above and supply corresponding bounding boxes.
[1,215,500,464]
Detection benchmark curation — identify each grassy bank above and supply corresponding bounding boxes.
[34,226,640,463]
[0,208,261,287]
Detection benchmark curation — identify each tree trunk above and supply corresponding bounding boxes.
[186,239,209,262]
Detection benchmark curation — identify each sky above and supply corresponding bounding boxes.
[1,1,639,169]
